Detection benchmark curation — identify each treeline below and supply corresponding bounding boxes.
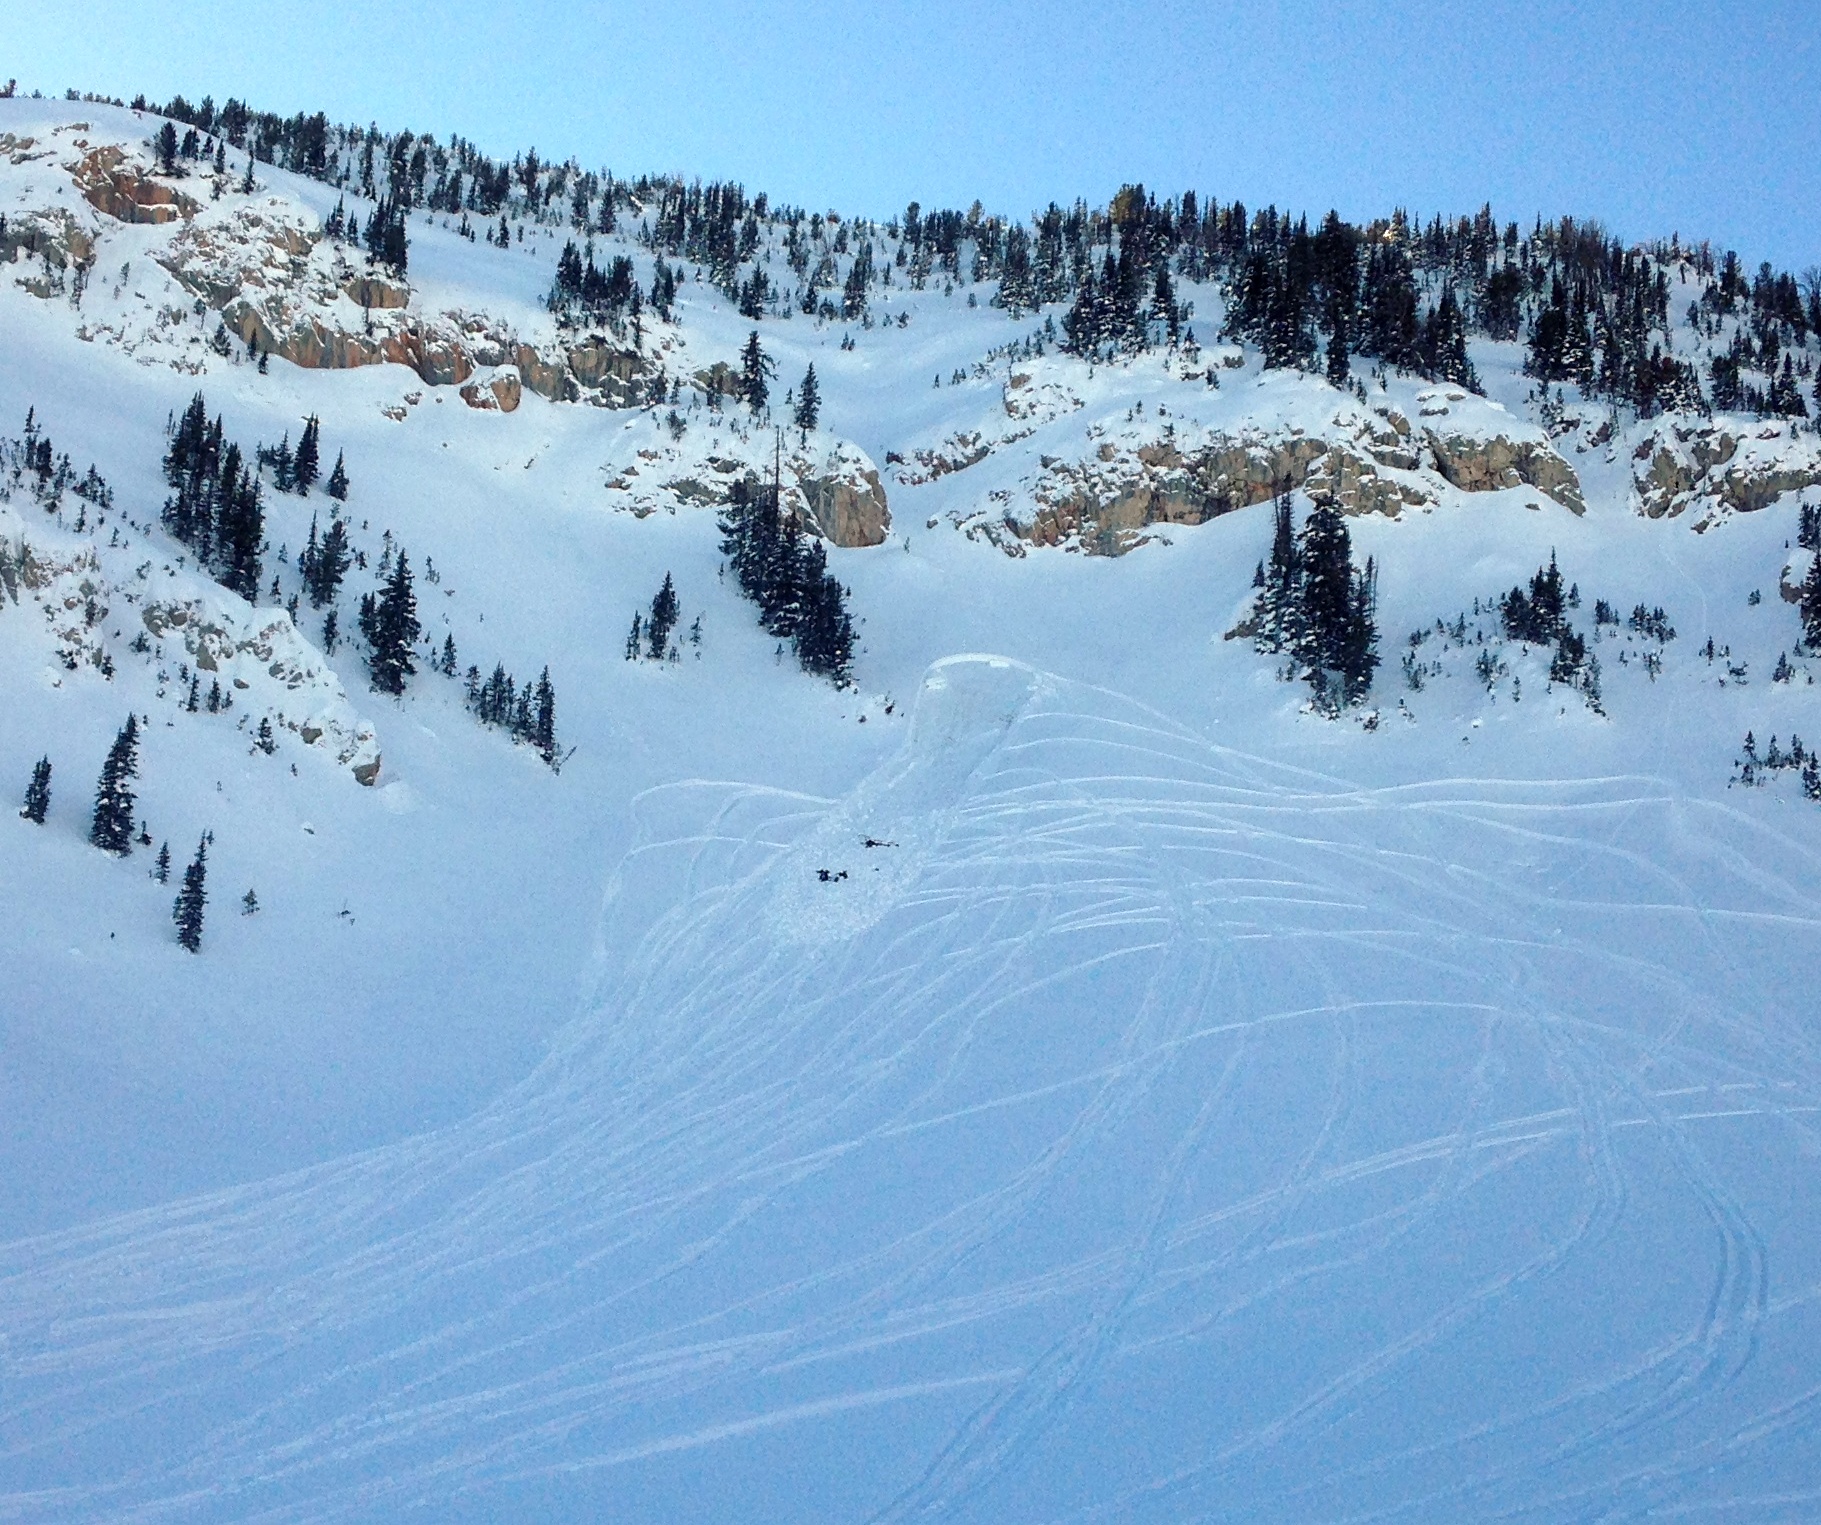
[1250,491,1379,713]
[134,88,1819,415]
[718,476,855,684]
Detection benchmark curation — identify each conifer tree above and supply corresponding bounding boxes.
[325,450,349,501]
[740,331,774,418]
[293,415,321,494]
[361,550,420,694]
[793,364,820,432]
[647,572,680,658]
[89,715,140,855]
[1802,549,1821,652]
[532,668,558,764]
[1254,488,1302,654]
[19,756,50,824]
[794,545,856,684]
[153,840,171,883]
[174,836,208,951]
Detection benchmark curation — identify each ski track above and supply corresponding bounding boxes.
[5,657,1821,1523]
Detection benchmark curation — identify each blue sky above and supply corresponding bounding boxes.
[10,0,1817,266]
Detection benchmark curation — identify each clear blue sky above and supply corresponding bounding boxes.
[10,0,1817,267]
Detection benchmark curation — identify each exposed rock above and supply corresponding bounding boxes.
[1005,430,1425,556]
[353,758,382,787]
[71,146,199,225]
[460,367,522,412]
[1633,421,1821,519]
[2,206,95,273]
[801,444,891,547]
[621,433,889,547]
[1425,430,1586,513]
[568,340,646,405]
[342,273,409,310]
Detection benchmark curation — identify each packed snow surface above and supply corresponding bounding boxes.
[4,99,1821,1522]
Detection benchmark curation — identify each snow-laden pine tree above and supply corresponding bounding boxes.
[19,757,51,824]
[89,716,140,854]
[174,837,208,951]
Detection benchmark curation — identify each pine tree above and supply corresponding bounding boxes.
[19,756,50,823]
[89,715,140,855]
[173,836,207,951]
[1254,488,1302,653]
[304,515,350,607]
[647,572,680,658]
[362,550,420,694]
[740,331,774,418]
[532,667,557,764]
[794,549,856,684]
[625,610,642,660]
[1802,549,1821,651]
[153,840,171,883]
[325,450,349,501]
[793,363,820,432]
[1324,305,1351,389]
[293,415,321,494]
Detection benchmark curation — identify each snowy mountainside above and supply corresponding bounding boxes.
[4,93,1821,1523]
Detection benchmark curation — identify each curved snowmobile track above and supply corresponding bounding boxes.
[6,656,1821,1524]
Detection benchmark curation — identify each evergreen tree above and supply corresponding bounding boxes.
[19,756,50,824]
[173,836,207,952]
[532,667,558,764]
[214,444,264,600]
[1802,549,1821,651]
[293,415,321,493]
[1254,488,1302,653]
[1324,306,1351,389]
[153,840,171,883]
[793,546,856,684]
[793,363,820,432]
[89,715,141,855]
[647,572,680,658]
[625,610,642,660]
[740,330,774,417]
[362,550,420,694]
[303,515,350,607]
[325,450,349,501]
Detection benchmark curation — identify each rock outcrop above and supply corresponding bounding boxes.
[1633,420,1821,520]
[613,432,889,547]
[1425,430,1585,513]
[801,443,891,546]
[1002,426,1430,555]
[72,145,199,225]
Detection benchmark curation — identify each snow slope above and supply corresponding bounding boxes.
[4,97,1821,1522]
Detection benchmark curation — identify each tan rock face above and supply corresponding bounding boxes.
[342,273,409,310]
[1425,430,1586,513]
[459,368,522,412]
[1013,433,1417,555]
[2,207,95,273]
[1633,422,1821,519]
[802,465,891,547]
[72,146,199,225]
